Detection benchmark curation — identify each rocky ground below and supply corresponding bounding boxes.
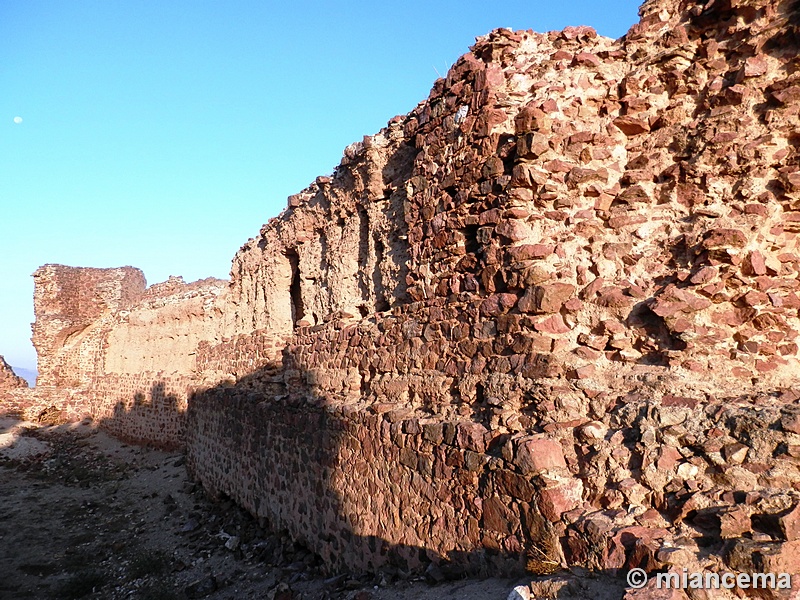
[0,417,561,600]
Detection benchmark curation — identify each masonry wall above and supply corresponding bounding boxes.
[187,387,531,576]
[5,271,226,445]
[0,356,27,392]
[186,0,800,580]
[32,265,147,387]
[186,306,800,576]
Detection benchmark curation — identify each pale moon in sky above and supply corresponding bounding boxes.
[13,116,22,124]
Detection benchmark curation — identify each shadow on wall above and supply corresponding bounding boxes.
[102,382,184,451]
[168,345,582,581]
[88,353,661,590]
[95,369,518,578]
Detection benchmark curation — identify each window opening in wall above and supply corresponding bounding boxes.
[373,237,390,313]
[285,249,305,326]
[357,205,370,304]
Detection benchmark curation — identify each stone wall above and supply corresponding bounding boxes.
[32,265,147,387]
[5,268,226,443]
[187,297,800,577]
[0,355,27,391]
[187,384,529,576]
[4,0,800,586]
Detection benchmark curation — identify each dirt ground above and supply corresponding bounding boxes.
[0,417,541,600]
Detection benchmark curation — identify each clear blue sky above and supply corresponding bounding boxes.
[0,0,641,370]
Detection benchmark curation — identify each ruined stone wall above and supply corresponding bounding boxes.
[186,298,800,577]
[0,355,31,417]
[220,124,414,337]
[186,0,800,579]
[5,267,226,444]
[398,0,800,386]
[0,355,27,391]
[90,373,193,449]
[187,386,527,576]
[6,0,800,584]
[188,364,800,579]
[32,265,147,387]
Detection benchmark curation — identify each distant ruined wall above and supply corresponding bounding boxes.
[0,356,27,391]
[5,0,800,582]
[6,267,225,445]
[32,265,147,387]
[0,355,31,418]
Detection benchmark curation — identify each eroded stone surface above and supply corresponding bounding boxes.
[0,355,27,391]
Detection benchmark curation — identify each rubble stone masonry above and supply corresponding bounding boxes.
[0,355,27,391]
[4,0,800,590]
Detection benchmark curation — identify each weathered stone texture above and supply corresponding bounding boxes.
[4,0,800,583]
[0,355,27,391]
[32,265,147,387]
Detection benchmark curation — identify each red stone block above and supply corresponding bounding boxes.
[479,293,518,316]
[773,85,800,105]
[456,421,488,453]
[517,132,550,159]
[573,365,595,379]
[551,49,573,61]
[661,395,699,409]
[782,412,800,435]
[509,244,554,261]
[745,203,769,215]
[720,506,752,538]
[482,496,517,535]
[575,347,602,360]
[544,158,574,173]
[572,52,600,68]
[613,116,650,136]
[515,438,567,474]
[494,469,536,502]
[760,540,800,576]
[743,55,768,77]
[744,250,768,276]
[520,283,576,314]
[688,266,718,285]
[496,219,530,242]
[537,478,583,521]
[703,228,748,249]
[533,314,571,334]
[656,446,681,471]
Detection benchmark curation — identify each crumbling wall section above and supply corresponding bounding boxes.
[32,265,147,387]
[0,355,32,418]
[221,125,415,337]
[188,0,800,579]
[0,356,27,391]
[398,2,800,387]
[13,268,227,444]
[187,309,800,576]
